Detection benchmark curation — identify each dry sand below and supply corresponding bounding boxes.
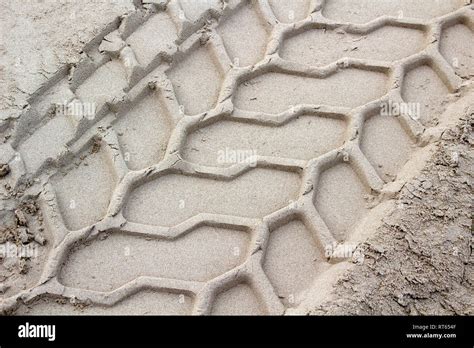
[0,0,473,315]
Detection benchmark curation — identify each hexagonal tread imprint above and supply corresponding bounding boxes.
[234,69,389,113]
[124,168,301,227]
[322,0,466,23]
[1,0,472,315]
[281,25,427,66]
[182,114,347,166]
[60,226,250,291]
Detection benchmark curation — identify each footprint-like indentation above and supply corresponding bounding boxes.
[440,23,474,79]
[126,12,178,66]
[322,0,466,23]
[211,283,265,315]
[124,168,300,226]
[314,163,369,241]
[281,25,426,66]
[234,69,388,114]
[263,220,328,307]
[52,146,117,231]
[361,113,414,182]
[75,60,128,107]
[179,0,221,22]
[167,45,224,115]
[217,1,269,67]
[114,92,173,170]
[60,226,249,291]
[268,0,311,23]
[16,291,193,315]
[401,65,450,126]
[183,115,346,166]
[19,115,75,172]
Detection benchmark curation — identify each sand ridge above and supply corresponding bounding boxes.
[0,0,473,315]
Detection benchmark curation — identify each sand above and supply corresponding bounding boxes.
[0,0,473,315]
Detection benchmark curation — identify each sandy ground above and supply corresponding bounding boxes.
[0,0,472,315]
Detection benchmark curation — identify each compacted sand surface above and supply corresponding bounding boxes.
[0,0,473,315]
